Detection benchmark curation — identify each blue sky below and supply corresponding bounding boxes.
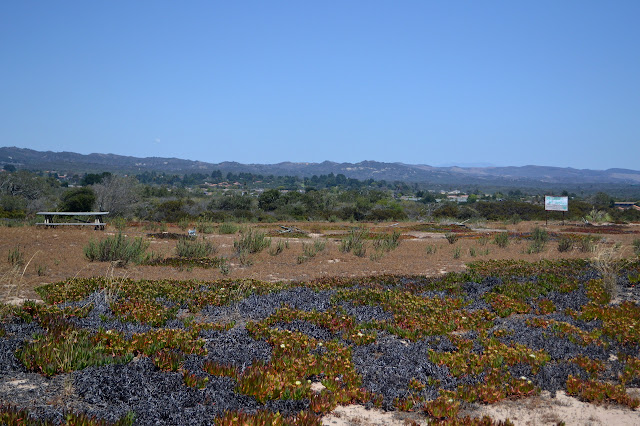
[1,1,638,170]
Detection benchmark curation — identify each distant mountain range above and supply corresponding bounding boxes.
[2,146,640,187]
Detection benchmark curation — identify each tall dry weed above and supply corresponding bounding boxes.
[591,244,625,301]
[1,250,39,303]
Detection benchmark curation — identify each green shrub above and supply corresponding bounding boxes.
[371,231,401,260]
[234,229,271,254]
[525,228,548,254]
[453,247,461,259]
[579,236,598,253]
[84,232,149,266]
[494,232,509,248]
[507,214,522,224]
[304,240,326,258]
[557,237,573,253]
[7,246,24,267]
[585,209,612,224]
[444,233,459,244]
[268,240,288,256]
[16,328,132,377]
[175,237,216,258]
[425,245,437,254]
[218,258,230,275]
[112,217,127,231]
[526,240,546,254]
[59,187,96,212]
[178,218,191,231]
[195,219,215,234]
[634,239,640,257]
[353,242,367,258]
[382,231,401,251]
[36,264,47,276]
[339,228,367,256]
[531,227,549,244]
[143,222,160,231]
[218,222,238,234]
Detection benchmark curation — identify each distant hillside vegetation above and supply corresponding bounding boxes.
[2,146,640,186]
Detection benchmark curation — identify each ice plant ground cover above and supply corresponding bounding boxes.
[1,259,640,425]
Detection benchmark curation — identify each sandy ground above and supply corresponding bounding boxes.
[2,220,638,304]
[322,390,640,426]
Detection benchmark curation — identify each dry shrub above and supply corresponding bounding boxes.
[591,244,625,301]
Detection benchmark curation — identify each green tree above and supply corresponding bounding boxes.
[59,187,96,212]
[590,192,614,209]
[258,189,281,211]
[81,172,111,186]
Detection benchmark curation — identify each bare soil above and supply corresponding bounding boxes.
[2,220,638,304]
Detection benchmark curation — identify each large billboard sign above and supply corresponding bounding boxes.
[545,196,569,212]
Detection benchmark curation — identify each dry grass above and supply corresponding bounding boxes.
[1,221,639,302]
[1,250,39,302]
[591,243,626,301]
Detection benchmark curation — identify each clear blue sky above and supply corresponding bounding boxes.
[1,1,638,170]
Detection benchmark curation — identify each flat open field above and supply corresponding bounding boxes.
[2,220,640,302]
[1,220,640,425]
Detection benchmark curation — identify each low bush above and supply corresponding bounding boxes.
[585,209,612,224]
[339,228,367,257]
[444,233,459,244]
[175,237,216,258]
[177,218,190,231]
[234,229,271,254]
[218,222,238,234]
[111,217,127,231]
[526,240,546,254]
[494,232,509,248]
[557,237,573,252]
[371,231,402,260]
[591,245,623,300]
[84,232,149,266]
[7,246,24,267]
[579,236,598,253]
[268,240,288,256]
[531,227,549,244]
[453,246,461,259]
[298,240,327,263]
[195,219,215,234]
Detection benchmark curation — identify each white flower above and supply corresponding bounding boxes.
[295,380,301,385]
[529,354,536,358]
[520,376,527,381]
[357,332,364,337]
[280,344,286,348]
[318,343,323,347]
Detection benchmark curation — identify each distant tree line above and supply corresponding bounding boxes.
[1,168,639,224]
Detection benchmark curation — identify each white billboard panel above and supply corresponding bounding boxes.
[545,196,569,212]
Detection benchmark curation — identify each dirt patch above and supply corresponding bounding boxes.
[322,404,426,425]
[466,390,640,425]
[1,221,638,303]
